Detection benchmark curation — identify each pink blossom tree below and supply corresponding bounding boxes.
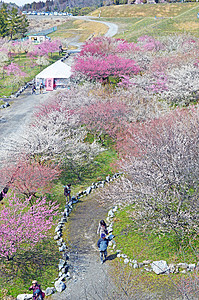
[0,195,59,260]
[79,36,139,57]
[0,158,61,199]
[4,62,27,92]
[137,35,164,51]
[2,85,105,181]
[4,62,27,77]
[79,36,122,57]
[73,54,140,83]
[27,39,60,60]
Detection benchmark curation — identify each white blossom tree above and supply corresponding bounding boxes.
[100,107,199,241]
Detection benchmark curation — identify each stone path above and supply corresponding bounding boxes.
[51,193,116,300]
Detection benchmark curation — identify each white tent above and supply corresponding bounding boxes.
[36,60,72,81]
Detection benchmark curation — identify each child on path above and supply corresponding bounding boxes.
[29,280,44,300]
[97,219,108,236]
[64,183,71,203]
[97,233,109,264]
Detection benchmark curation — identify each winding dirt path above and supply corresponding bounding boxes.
[52,192,116,300]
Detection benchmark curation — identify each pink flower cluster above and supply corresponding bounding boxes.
[28,39,60,59]
[73,54,140,81]
[4,62,27,77]
[0,195,59,260]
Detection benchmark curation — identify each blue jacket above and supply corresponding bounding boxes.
[97,237,109,251]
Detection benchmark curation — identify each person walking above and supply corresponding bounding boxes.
[97,219,108,236]
[32,85,36,94]
[97,233,109,264]
[29,280,44,300]
[39,82,44,94]
[59,44,63,55]
[64,183,71,203]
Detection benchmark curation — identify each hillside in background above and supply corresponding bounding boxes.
[22,0,103,11]
[89,3,199,40]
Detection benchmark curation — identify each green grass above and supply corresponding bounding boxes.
[48,147,118,214]
[0,237,60,299]
[0,53,60,98]
[109,14,199,41]
[59,147,118,189]
[48,19,78,39]
[111,259,197,299]
[113,206,198,264]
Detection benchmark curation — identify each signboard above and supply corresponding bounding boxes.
[46,78,54,91]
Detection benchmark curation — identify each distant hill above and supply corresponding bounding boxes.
[21,0,103,11]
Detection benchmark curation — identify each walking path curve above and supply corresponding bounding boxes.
[52,193,116,300]
[71,16,118,38]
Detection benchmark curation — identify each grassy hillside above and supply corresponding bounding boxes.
[90,3,199,18]
[49,19,108,42]
[90,3,199,41]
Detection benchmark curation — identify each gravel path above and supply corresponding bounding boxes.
[51,193,116,300]
[0,88,56,170]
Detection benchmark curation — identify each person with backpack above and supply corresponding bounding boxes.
[97,220,108,236]
[64,184,71,203]
[97,233,109,264]
[29,280,45,300]
[32,85,36,94]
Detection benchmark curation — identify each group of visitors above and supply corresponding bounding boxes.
[63,185,112,264]
[31,83,44,95]
[97,219,112,264]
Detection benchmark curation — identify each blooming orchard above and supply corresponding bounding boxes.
[100,107,199,239]
[0,195,59,260]
[73,35,199,105]
[2,34,199,266]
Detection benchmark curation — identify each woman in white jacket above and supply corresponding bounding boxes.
[97,220,108,236]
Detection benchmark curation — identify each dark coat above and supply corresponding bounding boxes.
[64,186,71,196]
[97,237,109,251]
